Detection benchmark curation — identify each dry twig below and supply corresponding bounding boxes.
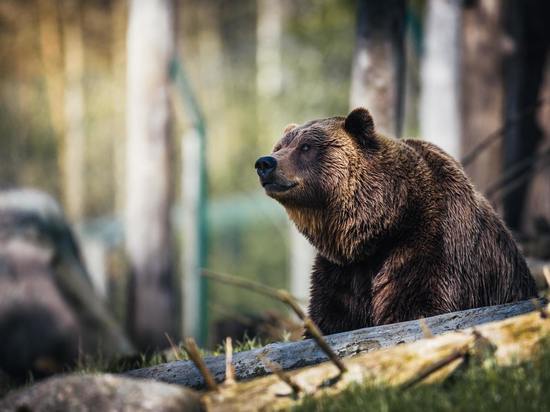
[418,318,434,339]
[461,96,549,167]
[202,269,347,375]
[486,146,550,199]
[224,337,235,385]
[181,337,218,392]
[531,298,549,319]
[164,333,182,361]
[400,347,468,390]
[257,353,302,397]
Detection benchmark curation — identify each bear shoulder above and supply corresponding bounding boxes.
[402,138,461,167]
[401,138,470,188]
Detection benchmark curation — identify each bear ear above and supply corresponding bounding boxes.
[344,107,376,147]
[283,123,298,134]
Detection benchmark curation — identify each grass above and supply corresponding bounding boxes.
[294,340,550,412]
[1,335,267,398]
[5,334,550,412]
[72,334,267,374]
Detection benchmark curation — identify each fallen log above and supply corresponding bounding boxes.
[202,302,550,411]
[127,299,540,388]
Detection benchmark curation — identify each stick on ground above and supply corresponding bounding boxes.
[181,337,218,392]
[257,353,302,397]
[202,269,346,374]
[224,337,235,385]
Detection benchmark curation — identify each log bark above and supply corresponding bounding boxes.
[127,299,539,388]
[202,301,550,412]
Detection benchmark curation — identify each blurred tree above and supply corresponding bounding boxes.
[502,0,550,232]
[111,0,127,216]
[256,0,314,309]
[125,0,177,351]
[61,0,86,221]
[461,0,504,195]
[256,0,283,103]
[349,0,406,136]
[420,0,462,159]
[38,0,64,144]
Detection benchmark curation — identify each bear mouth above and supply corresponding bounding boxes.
[262,181,297,193]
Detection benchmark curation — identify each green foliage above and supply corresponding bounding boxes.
[295,341,550,412]
[0,0,358,346]
[0,89,59,195]
[282,0,355,120]
[198,0,356,341]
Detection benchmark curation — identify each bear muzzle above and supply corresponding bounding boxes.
[255,155,297,194]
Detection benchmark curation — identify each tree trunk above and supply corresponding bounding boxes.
[501,0,550,232]
[125,0,177,351]
[289,225,315,311]
[349,0,406,137]
[61,0,86,221]
[460,0,504,196]
[420,0,462,159]
[37,0,64,140]
[111,0,128,217]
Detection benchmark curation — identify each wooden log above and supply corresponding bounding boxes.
[202,301,550,412]
[126,299,539,388]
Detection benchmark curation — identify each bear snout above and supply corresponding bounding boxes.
[255,156,277,181]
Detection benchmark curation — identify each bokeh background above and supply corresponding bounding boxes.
[0,0,548,363]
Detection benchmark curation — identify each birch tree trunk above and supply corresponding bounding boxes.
[349,0,406,137]
[420,0,462,159]
[125,0,177,351]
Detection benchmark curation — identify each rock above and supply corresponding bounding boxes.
[0,189,133,380]
[0,374,201,412]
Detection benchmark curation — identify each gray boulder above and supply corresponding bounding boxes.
[0,189,133,380]
[0,374,201,412]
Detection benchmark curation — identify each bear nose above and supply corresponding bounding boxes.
[255,156,277,179]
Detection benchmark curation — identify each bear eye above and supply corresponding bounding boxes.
[300,143,311,153]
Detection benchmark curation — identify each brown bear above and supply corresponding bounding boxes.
[255,108,537,335]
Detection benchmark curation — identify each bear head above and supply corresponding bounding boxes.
[255,108,416,265]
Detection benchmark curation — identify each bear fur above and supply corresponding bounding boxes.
[256,107,537,335]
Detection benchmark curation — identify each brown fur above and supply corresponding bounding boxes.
[257,108,537,335]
